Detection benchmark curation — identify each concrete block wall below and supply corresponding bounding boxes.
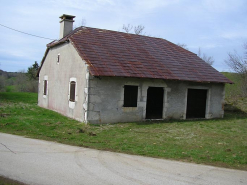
[87,76,225,124]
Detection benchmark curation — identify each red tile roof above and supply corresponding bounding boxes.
[47,27,232,84]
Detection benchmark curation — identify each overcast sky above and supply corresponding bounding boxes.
[0,0,246,72]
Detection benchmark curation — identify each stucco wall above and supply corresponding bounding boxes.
[38,42,88,122]
[87,76,225,124]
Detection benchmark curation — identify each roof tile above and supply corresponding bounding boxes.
[49,27,232,84]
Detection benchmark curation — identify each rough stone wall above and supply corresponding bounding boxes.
[38,42,88,122]
[165,81,225,119]
[87,76,225,124]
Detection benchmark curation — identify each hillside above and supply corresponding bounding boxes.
[0,69,38,93]
[221,72,247,113]
[0,69,20,78]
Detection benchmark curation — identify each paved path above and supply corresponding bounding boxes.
[0,133,246,185]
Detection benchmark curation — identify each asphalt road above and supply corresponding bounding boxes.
[0,133,246,185]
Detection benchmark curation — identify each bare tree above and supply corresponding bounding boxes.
[122,24,133,33]
[198,48,215,66]
[176,44,214,65]
[15,70,29,92]
[225,42,247,96]
[122,24,146,35]
[73,18,86,30]
[177,43,189,50]
[134,25,145,35]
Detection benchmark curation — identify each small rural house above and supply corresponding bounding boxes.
[37,14,232,124]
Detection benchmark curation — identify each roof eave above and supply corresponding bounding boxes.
[89,73,233,84]
[36,48,49,77]
[37,38,70,77]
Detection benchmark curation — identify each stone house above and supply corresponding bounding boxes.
[37,14,232,124]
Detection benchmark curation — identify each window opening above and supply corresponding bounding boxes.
[43,80,47,95]
[123,85,138,107]
[57,54,60,63]
[70,81,76,102]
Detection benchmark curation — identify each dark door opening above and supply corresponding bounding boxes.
[186,89,207,119]
[146,87,164,119]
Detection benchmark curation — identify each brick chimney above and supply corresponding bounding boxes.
[59,14,75,39]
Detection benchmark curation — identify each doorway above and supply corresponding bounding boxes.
[146,87,164,119]
[186,89,207,119]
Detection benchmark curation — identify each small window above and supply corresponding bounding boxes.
[57,54,60,64]
[43,80,47,95]
[70,81,76,102]
[123,85,138,107]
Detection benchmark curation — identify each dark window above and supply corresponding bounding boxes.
[186,89,207,119]
[43,80,47,95]
[57,54,60,63]
[70,81,76,102]
[123,85,138,107]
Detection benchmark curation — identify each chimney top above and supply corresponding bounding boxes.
[59,14,76,22]
[59,14,76,39]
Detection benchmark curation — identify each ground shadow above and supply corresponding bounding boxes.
[134,103,247,126]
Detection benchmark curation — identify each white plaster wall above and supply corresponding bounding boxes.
[38,42,88,122]
[87,76,225,124]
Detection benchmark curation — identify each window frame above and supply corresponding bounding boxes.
[57,53,60,64]
[43,76,48,98]
[68,77,77,109]
[43,80,48,95]
[69,81,76,102]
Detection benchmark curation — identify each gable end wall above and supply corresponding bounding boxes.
[38,42,88,122]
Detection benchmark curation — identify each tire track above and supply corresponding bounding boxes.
[74,149,114,185]
[97,150,151,185]
[108,152,205,185]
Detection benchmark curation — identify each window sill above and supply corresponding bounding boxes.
[69,101,75,109]
[122,107,137,112]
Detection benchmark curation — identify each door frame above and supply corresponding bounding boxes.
[145,87,164,119]
[184,87,211,119]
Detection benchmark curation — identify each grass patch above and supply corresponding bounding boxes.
[222,72,242,99]
[0,92,247,171]
[5,86,16,93]
[0,176,26,185]
[222,72,247,112]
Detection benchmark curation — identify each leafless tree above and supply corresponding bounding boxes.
[14,70,28,92]
[177,43,189,50]
[122,24,133,33]
[73,18,86,30]
[225,42,247,96]
[176,44,214,65]
[134,25,145,35]
[122,24,146,35]
[198,48,215,66]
